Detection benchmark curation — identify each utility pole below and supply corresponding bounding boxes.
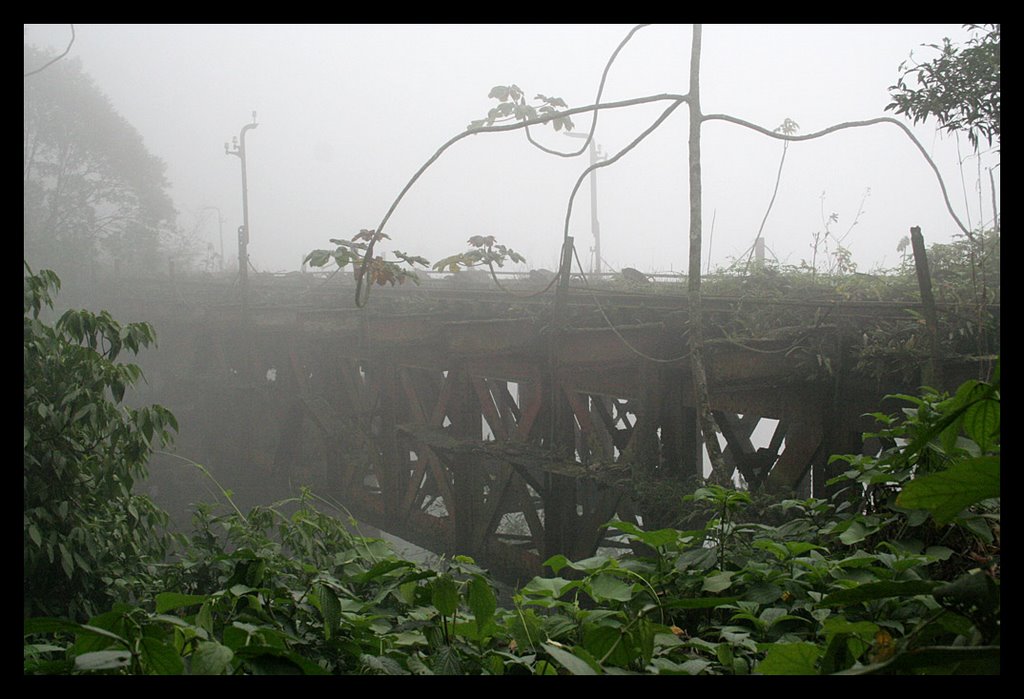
[225,112,259,299]
[565,132,605,275]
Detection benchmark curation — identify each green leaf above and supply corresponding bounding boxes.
[28,523,42,547]
[520,575,577,599]
[822,616,879,641]
[676,546,718,571]
[508,608,544,652]
[702,571,734,593]
[190,640,233,675]
[431,645,463,675]
[196,601,214,636]
[74,649,132,672]
[304,249,331,267]
[140,637,184,675]
[821,580,939,607]
[155,592,208,614]
[588,573,634,602]
[543,554,571,575]
[467,575,496,635]
[24,617,86,637]
[896,456,999,525]
[361,654,410,675]
[605,520,685,548]
[542,642,599,675]
[58,542,74,578]
[757,642,821,675]
[431,573,459,617]
[838,520,871,545]
[233,645,329,675]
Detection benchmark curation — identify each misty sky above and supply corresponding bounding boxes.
[24,24,1000,277]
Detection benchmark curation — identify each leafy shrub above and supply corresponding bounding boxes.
[24,264,178,620]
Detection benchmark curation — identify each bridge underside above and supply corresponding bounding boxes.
[104,279,992,586]
[70,270,983,589]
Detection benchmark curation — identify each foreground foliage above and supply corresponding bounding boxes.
[24,264,177,621]
[23,266,998,674]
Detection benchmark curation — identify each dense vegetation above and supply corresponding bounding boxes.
[24,23,998,675]
[23,265,998,675]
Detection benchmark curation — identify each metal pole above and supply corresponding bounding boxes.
[566,133,603,275]
[588,139,602,275]
[226,112,259,298]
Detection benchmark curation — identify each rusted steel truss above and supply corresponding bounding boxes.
[101,269,993,587]
[167,305,895,585]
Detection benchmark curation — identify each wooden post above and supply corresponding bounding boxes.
[910,226,942,388]
[686,24,729,485]
[448,368,485,556]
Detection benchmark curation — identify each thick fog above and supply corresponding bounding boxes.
[24,23,1000,276]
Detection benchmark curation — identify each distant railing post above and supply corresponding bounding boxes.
[910,226,942,388]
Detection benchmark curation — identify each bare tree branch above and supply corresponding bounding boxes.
[24,24,76,78]
[703,113,973,239]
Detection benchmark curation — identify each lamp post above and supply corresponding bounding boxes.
[225,112,259,297]
[565,132,606,275]
[200,206,225,272]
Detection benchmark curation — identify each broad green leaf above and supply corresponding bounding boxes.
[58,542,74,578]
[431,573,459,617]
[24,617,85,636]
[589,573,634,602]
[304,249,331,267]
[520,575,576,598]
[140,637,184,675]
[542,642,599,675]
[155,592,208,614]
[508,608,544,651]
[543,554,571,575]
[821,580,939,607]
[753,539,789,560]
[74,618,130,651]
[560,554,613,573]
[757,642,821,675]
[786,541,825,556]
[676,546,718,571]
[361,654,409,675]
[190,640,233,675]
[649,657,711,675]
[605,521,683,548]
[896,456,999,525]
[838,520,870,545]
[233,645,329,675]
[702,571,734,593]
[822,616,879,641]
[196,601,214,636]
[467,575,496,634]
[74,649,132,672]
[431,644,462,675]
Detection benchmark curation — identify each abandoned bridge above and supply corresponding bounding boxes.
[74,268,998,587]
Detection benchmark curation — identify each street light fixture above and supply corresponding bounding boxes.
[565,132,606,275]
[225,111,259,298]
